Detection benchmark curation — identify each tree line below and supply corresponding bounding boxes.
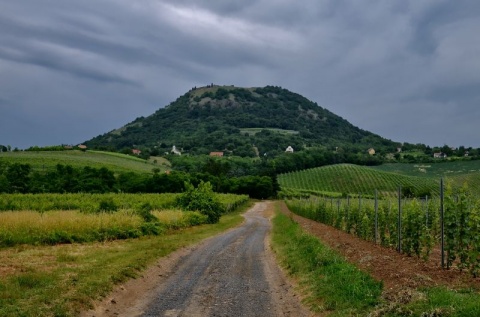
[0,162,276,199]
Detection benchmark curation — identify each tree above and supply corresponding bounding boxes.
[6,163,31,193]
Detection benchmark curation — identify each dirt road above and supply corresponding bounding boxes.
[83,201,308,317]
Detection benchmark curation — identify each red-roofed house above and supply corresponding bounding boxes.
[209,152,224,157]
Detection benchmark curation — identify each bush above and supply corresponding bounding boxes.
[98,198,118,213]
[175,181,224,223]
[137,203,157,222]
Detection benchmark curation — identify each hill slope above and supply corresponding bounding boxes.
[85,85,398,157]
[0,150,167,174]
[278,164,438,197]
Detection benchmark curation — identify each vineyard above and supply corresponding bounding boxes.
[373,160,480,178]
[286,183,480,277]
[278,164,438,198]
[372,160,480,193]
[0,150,166,174]
[0,193,249,247]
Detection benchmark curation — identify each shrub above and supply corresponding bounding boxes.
[175,181,224,223]
[98,198,118,213]
[137,203,157,222]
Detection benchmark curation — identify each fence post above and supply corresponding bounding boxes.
[347,195,350,220]
[440,178,445,269]
[375,189,378,244]
[425,195,429,227]
[397,186,402,253]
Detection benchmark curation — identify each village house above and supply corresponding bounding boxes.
[433,152,447,158]
[209,152,224,157]
[132,149,141,155]
[171,145,181,155]
[367,148,375,155]
[285,146,294,153]
[78,144,87,150]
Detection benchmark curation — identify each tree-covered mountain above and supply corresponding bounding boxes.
[85,85,398,157]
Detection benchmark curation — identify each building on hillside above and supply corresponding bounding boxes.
[368,148,375,155]
[209,152,224,157]
[171,145,181,155]
[433,152,447,158]
[285,146,294,153]
[132,149,141,155]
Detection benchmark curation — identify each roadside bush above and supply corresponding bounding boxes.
[175,181,224,223]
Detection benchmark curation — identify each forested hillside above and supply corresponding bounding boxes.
[85,85,398,157]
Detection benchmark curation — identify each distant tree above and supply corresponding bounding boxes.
[6,163,31,193]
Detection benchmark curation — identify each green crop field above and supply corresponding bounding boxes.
[0,150,169,174]
[372,160,480,193]
[278,163,438,198]
[372,160,480,177]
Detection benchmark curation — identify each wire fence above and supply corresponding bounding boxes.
[285,179,480,277]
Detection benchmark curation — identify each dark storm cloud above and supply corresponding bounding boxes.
[1,0,479,149]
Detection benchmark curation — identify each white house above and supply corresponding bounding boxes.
[285,146,294,153]
[171,145,181,155]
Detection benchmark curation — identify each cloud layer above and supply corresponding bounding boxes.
[1,0,479,149]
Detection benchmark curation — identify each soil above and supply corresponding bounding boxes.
[81,201,480,317]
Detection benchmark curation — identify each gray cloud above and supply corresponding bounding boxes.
[1,0,479,149]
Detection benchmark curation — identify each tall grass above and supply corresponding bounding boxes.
[0,193,249,247]
[0,210,147,246]
[0,193,178,212]
[0,193,248,213]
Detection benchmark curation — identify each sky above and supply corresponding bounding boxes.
[1,0,479,149]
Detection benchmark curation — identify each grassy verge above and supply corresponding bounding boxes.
[404,287,480,316]
[271,205,383,316]
[0,202,251,317]
[372,286,480,316]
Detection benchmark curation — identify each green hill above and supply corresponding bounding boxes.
[278,163,439,198]
[84,85,398,157]
[0,150,168,174]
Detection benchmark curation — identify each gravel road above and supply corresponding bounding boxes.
[140,201,308,317]
[82,202,308,317]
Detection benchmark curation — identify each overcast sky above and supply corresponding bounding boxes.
[1,0,479,149]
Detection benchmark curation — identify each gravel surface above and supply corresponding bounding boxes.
[141,202,307,317]
[82,201,309,317]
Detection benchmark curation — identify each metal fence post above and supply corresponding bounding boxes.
[375,189,378,244]
[440,178,445,269]
[397,186,402,253]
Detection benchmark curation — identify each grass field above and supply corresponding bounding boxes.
[0,203,250,316]
[239,127,299,136]
[0,150,169,174]
[278,163,438,198]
